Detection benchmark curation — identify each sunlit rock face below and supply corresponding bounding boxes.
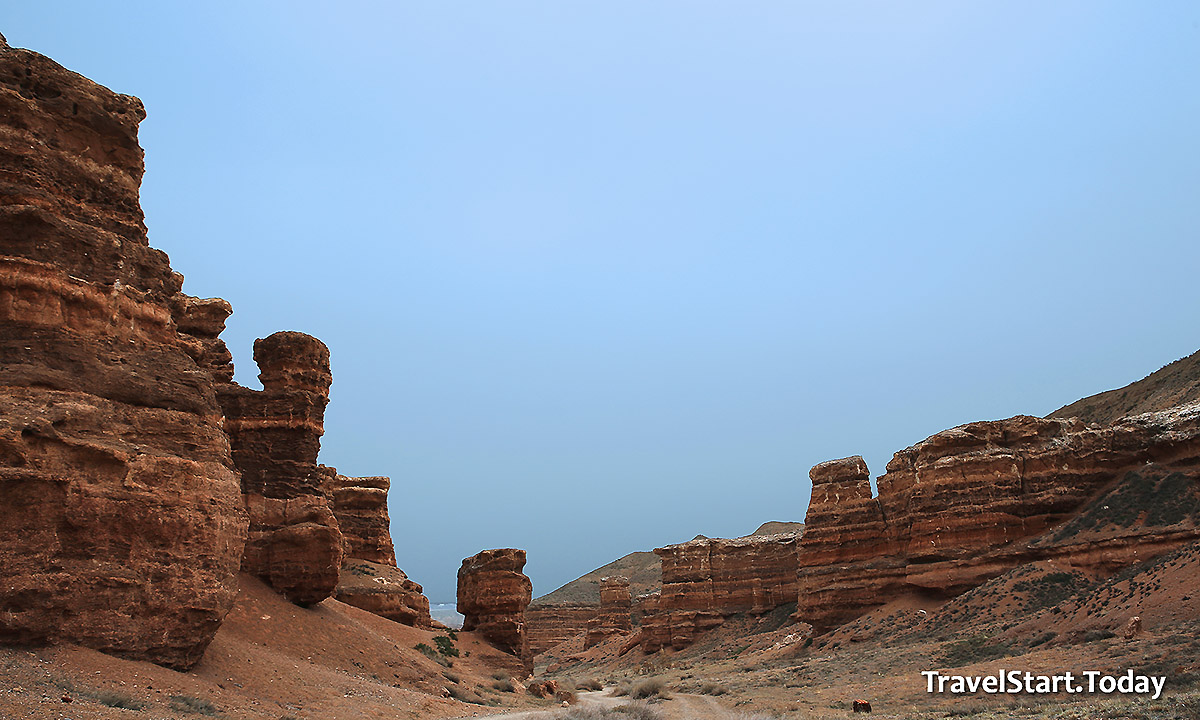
[0,44,247,670]
[794,408,1200,631]
[640,532,800,652]
[457,548,533,663]
[218,331,344,607]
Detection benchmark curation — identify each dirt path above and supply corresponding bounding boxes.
[473,691,731,720]
[473,690,623,719]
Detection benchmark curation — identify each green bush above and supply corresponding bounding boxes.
[434,635,460,658]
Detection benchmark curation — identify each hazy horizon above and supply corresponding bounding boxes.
[7,2,1199,602]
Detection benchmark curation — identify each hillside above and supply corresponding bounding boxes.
[1050,348,1200,424]
[532,522,803,606]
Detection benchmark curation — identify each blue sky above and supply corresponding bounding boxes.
[7,3,1199,602]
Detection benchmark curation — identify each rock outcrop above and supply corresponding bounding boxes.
[330,474,396,565]
[330,474,432,627]
[794,406,1200,631]
[525,603,598,656]
[218,332,343,606]
[335,558,432,628]
[0,45,247,669]
[584,576,633,648]
[641,532,799,652]
[457,549,533,661]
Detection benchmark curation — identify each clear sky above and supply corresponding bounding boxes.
[7,3,1199,603]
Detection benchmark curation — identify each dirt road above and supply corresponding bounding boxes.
[474,690,732,720]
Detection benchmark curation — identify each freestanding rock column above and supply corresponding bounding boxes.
[584,576,632,648]
[0,44,247,669]
[457,549,533,662]
[218,332,344,606]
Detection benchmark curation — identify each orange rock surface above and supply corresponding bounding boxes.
[0,44,247,669]
[457,548,533,662]
[794,407,1200,631]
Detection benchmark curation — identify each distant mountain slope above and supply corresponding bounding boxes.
[533,550,661,606]
[750,521,804,536]
[532,521,804,606]
[1050,348,1200,425]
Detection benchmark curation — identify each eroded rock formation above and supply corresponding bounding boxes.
[331,474,431,627]
[641,532,799,652]
[0,45,247,669]
[457,548,532,661]
[330,474,396,565]
[525,603,598,655]
[584,576,632,648]
[794,406,1200,631]
[218,332,343,606]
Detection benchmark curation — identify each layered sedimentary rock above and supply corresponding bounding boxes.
[335,558,432,628]
[330,474,396,565]
[0,44,247,668]
[584,576,633,648]
[525,602,598,655]
[794,407,1200,631]
[457,549,532,660]
[218,332,343,606]
[641,532,799,652]
[330,474,432,627]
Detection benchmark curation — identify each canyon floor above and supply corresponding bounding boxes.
[0,574,551,720]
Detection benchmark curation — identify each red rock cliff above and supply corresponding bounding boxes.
[794,407,1200,631]
[584,576,632,648]
[0,44,247,669]
[640,532,799,652]
[330,473,432,627]
[217,332,344,606]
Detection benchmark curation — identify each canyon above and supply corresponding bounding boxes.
[3,32,1200,720]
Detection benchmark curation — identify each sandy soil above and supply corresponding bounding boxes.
[0,574,547,720]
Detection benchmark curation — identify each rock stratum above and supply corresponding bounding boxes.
[332,474,432,628]
[457,548,533,663]
[0,43,248,670]
[0,43,429,669]
[793,406,1200,631]
[640,531,800,652]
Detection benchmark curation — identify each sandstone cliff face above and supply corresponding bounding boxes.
[330,474,432,627]
[584,576,632,648]
[217,332,343,607]
[0,45,247,669]
[525,603,598,655]
[330,474,396,565]
[794,406,1200,631]
[335,558,432,628]
[641,532,799,652]
[457,549,532,661]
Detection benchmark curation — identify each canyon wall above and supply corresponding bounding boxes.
[640,532,799,652]
[793,407,1200,631]
[458,548,532,663]
[525,603,597,655]
[0,44,247,669]
[584,576,632,648]
[0,42,431,670]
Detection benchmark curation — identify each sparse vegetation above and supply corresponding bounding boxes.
[939,635,1015,668]
[169,694,218,715]
[557,704,664,720]
[630,677,671,700]
[434,635,460,658]
[698,681,729,695]
[577,677,604,691]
